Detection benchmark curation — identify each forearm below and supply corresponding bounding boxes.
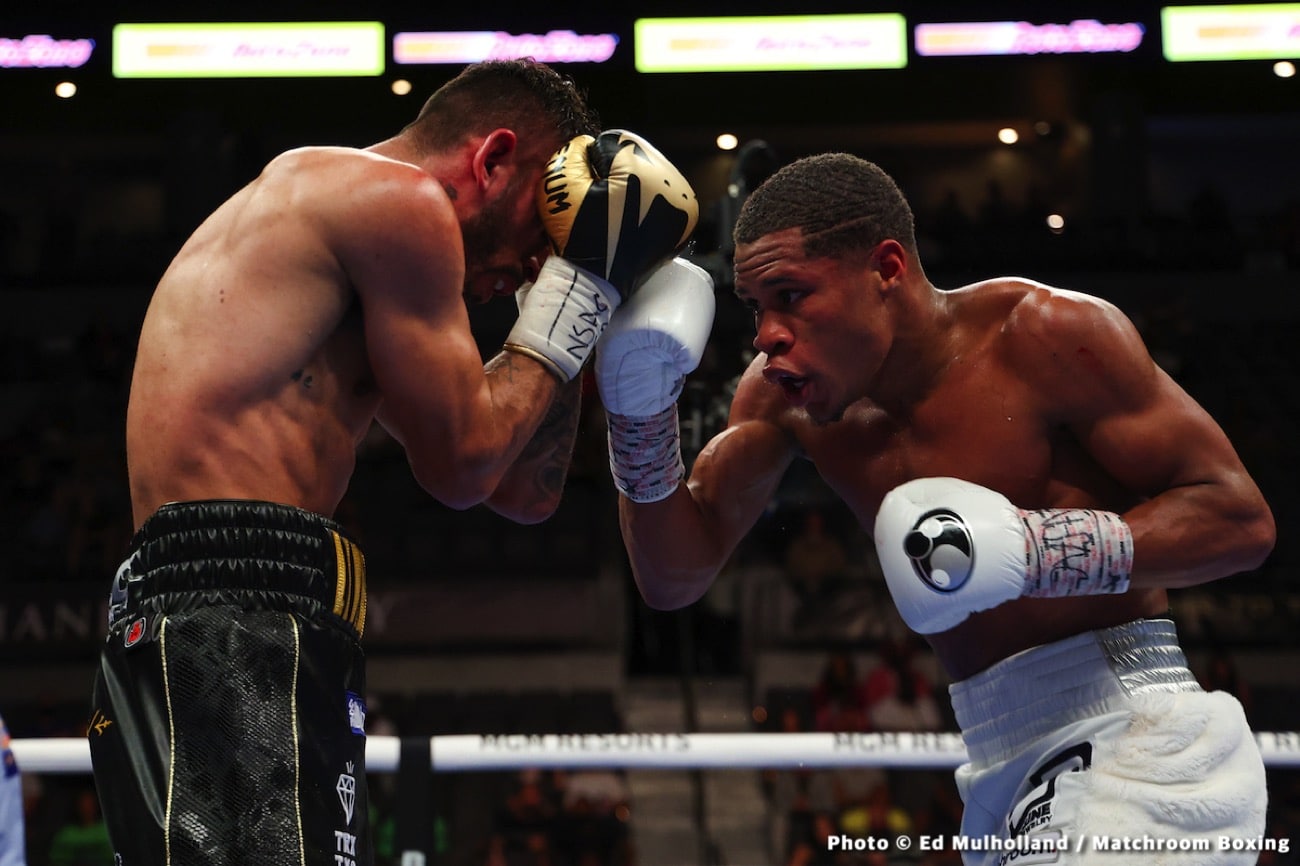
[619,484,731,610]
[613,407,794,611]
[1124,477,1275,589]
[485,375,583,523]
[471,350,561,484]
[402,351,558,509]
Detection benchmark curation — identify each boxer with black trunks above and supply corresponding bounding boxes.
[596,153,1275,864]
[89,58,699,865]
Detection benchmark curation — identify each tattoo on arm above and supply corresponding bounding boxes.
[517,378,582,499]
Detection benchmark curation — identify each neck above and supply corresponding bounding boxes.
[367,135,418,163]
[869,281,956,416]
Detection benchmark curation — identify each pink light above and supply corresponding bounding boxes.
[0,34,95,69]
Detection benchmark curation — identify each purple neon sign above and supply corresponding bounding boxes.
[0,34,96,69]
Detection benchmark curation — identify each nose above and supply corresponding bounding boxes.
[753,312,791,356]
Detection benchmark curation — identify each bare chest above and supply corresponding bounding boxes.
[800,384,1055,528]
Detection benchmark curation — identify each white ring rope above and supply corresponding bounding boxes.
[15,731,1300,774]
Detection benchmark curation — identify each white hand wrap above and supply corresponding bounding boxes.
[607,405,684,503]
[1021,509,1133,597]
[874,477,1132,634]
[504,256,620,382]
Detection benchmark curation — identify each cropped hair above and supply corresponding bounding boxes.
[403,59,600,156]
[734,153,916,260]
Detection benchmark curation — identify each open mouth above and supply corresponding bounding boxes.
[765,369,811,404]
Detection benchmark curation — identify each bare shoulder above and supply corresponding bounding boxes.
[979,277,1156,410]
[271,146,453,219]
[1001,279,1144,358]
[266,145,427,182]
[261,148,462,301]
[947,277,1134,352]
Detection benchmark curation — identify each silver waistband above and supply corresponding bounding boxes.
[949,619,1201,766]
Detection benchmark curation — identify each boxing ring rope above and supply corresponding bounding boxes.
[14,731,1300,774]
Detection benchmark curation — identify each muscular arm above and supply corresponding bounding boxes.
[484,370,583,523]
[621,361,798,609]
[340,161,559,509]
[1020,289,1275,588]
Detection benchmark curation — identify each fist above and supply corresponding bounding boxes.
[597,257,715,418]
[873,477,1133,634]
[539,130,699,296]
[873,477,1030,634]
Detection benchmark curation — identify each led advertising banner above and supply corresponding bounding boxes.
[394,30,619,65]
[634,14,908,72]
[915,19,1146,56]
[1162,4,1300,60]
[112,22,385,78]
[0,34,96,68]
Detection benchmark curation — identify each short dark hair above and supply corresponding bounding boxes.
[403,59,600,157]
[733,153,916,260]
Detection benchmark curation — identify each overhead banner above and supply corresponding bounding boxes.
[634,14,908,72]
[112,21,385,78]
[0,34,96,68]
[915,19,1146,56]
[1162,4,1300,60]
[394,30,618,64]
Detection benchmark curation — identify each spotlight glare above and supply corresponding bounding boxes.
[997,127,1019,145]
[391,78,413,96]
[1046,213,1066,234]
[716,133,739,151]
[1275,61,1296,79]
[55,81,77,99]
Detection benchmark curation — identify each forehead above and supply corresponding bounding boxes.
[734,227,805,282]
[734,227,837,295]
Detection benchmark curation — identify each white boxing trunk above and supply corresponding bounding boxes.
[949,619,1266,866]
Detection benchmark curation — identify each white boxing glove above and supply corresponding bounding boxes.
[504,255,619,382]
[873,477,1133,634]
[596,257,716,417]
[598,257,714,503]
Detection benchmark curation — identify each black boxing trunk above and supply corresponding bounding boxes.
[89,500,372,866]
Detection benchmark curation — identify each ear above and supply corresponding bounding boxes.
[869,239,907,289]
[470,128,519,192]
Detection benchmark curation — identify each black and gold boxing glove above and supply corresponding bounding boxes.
[538,129,699,296]
[505,130,699,382]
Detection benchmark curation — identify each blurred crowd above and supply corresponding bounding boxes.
[1,164,1298,865]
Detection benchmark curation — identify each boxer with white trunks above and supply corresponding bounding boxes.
[599,153,1275,863]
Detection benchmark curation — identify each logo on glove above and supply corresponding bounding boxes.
[904,508,974,593]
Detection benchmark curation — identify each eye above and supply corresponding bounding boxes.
[777,289,806,306]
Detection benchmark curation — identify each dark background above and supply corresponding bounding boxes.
[2,2,1298,864]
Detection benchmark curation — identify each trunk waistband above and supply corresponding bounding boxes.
[110,500,367,636]
[949,618,1199,766]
